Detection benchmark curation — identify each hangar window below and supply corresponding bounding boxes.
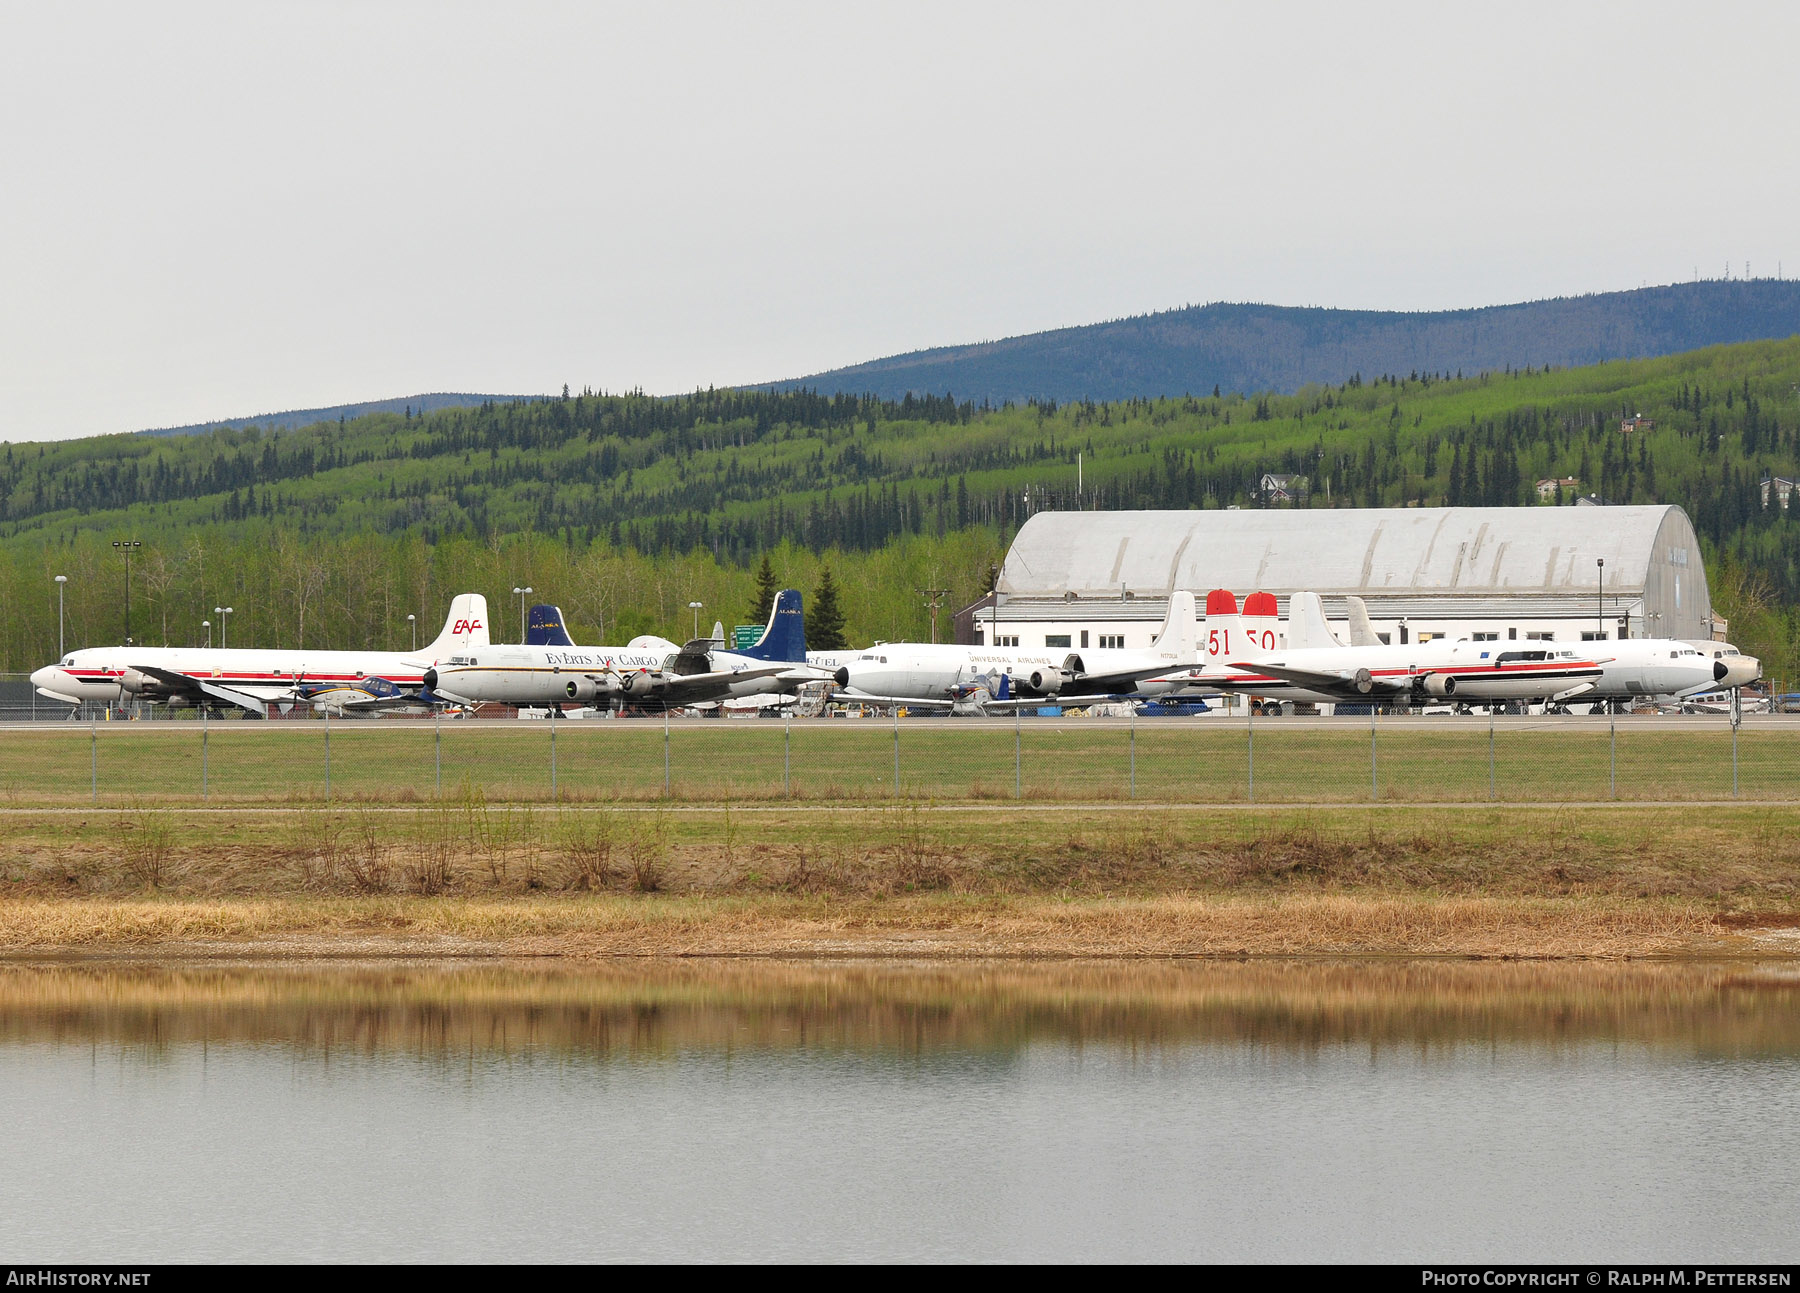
[995,635,1019,648]
[1580,631,1608,641]
[1080,631,1089,648]
[1471,632,1498,642]
[1046,635,1072,648]
[1099,634,1125,649]
[1527,631,1556,641]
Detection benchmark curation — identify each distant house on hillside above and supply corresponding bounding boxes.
[1258,473,1308,504]
[1760,474,1798,510]
[1536,476,1581,500]
[1620,414,1656,433]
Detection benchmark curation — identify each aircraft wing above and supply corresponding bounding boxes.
[1066,665,1197,695]
[653,664,799,704]
[1220,661,1411,698]
[131,664,270,713]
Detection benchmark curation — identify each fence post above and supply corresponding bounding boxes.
[90,709,97,805]
[1487,707,1495,802]
[324,705,331,803]
[1247,695,1255,803]
[1129,707,1136,799]
[1014,701,1022,800]
[435,708,442,797]
[784,713,791,798]
[663,707,671,797]
[1732,712,1740,799]
[892,704,901,796]
[550,704,558,802]
[202,703,209,801]
[1608,707,1617,801]
[1369,704,1378,802]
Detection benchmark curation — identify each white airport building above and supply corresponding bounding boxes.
[958,505,1717,650]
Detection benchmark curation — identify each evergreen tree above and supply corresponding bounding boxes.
[748,552,778,626]
[810,565,848,651]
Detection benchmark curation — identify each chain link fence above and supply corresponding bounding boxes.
[0,693,1792,804]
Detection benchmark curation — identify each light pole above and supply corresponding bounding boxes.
[513,587,533,642]
[689,601,704,640]
[202,619,211,650]
[214,606,233,649]
[53,575,67,659]
[112,540,141,643]
[1596,558,1605,640]
[407,613,416,651]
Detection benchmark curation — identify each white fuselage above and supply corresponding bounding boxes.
[32,644,440,706]
[1208,640,1606,705]
[1587,639,1728,698]
[838,640,1194,703]
[428,644,797,707]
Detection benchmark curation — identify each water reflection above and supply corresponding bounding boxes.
[3,960,1798,1262]
[3,959,1799,1059]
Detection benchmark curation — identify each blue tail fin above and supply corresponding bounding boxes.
[526,604,575,647]
[996,672,1010,701]
[736,589,806,662]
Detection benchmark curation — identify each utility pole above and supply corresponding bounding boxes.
[54,575,67,658]
[918,585,950,644]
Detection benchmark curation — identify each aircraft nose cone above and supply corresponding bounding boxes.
[29,666,54,689]
[833,666,849,687]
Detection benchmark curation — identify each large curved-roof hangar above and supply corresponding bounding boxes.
[967,505,1711,649]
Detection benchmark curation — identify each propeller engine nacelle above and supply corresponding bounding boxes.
[117,667,174,698]
[1028,654,1085,697]
[564,675,623,703]
[622,670,669,697]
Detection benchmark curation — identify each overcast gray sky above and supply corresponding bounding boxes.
[3,1,1796,442]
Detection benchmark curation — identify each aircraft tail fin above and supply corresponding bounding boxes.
[1285,592,1343,650]
[735,589,806,662]
[1344,596,1381,647]
[1203,589,1244,666]
[1151,590,1198,656]
[526,604,575,647]
[425,594,490,655]
[1241,591,1281,654]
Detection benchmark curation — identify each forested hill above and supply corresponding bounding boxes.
[138,392,526,438]
[3,337,1800,674]
[758,281,1800,404]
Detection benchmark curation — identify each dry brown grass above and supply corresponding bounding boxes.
[0,891,1760,960]
[1,803,1797,959]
